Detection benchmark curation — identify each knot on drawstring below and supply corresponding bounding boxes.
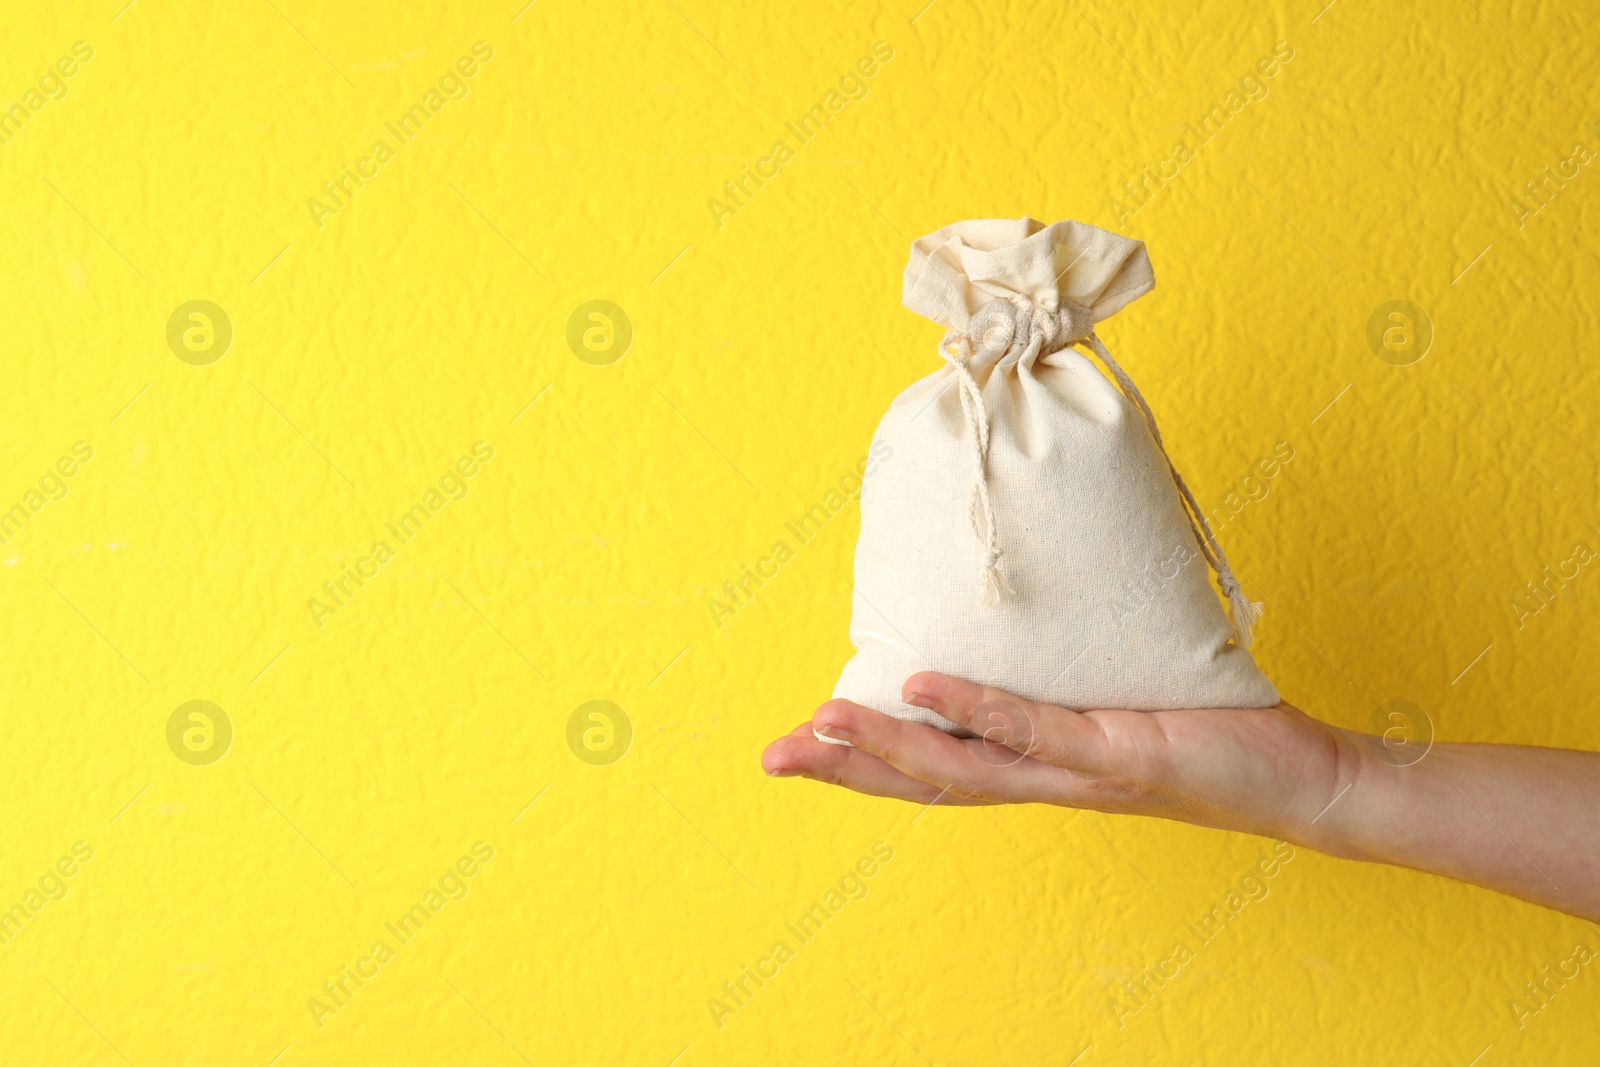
[968,297,1096,368]
[1215,572,1262,650]
[934,304,1266,647]
[1008,293,1096,353]
[981,544,1009,606]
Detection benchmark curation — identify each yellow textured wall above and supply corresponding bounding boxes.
[2,0,1597,1062]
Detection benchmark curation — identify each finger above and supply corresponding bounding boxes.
[902,672,1114,775]
[761,730,983,806]
[811,699,1060,803]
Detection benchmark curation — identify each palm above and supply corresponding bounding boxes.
[1069,705,1345,833]
[762,673,1350,838]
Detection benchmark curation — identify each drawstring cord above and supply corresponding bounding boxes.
[1081,333,1262,648]
[936,301,1262,647]
[936,328,1012,605]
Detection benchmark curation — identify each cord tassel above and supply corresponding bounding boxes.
[1222,577,1262,649]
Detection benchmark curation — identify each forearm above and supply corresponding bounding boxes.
[1298,733,1600,921]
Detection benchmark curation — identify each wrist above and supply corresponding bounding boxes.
[1280,726,1390,860]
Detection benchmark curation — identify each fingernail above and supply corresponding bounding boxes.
[905,692,935,710]
[767,767,800,777]
[817,722,851,741]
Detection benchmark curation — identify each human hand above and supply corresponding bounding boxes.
[764,672,1600,920]
[761,672,1364,847]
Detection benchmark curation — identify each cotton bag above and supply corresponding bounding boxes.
[828,217,1278,741]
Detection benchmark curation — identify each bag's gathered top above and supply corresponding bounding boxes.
[903,217,1262,647]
